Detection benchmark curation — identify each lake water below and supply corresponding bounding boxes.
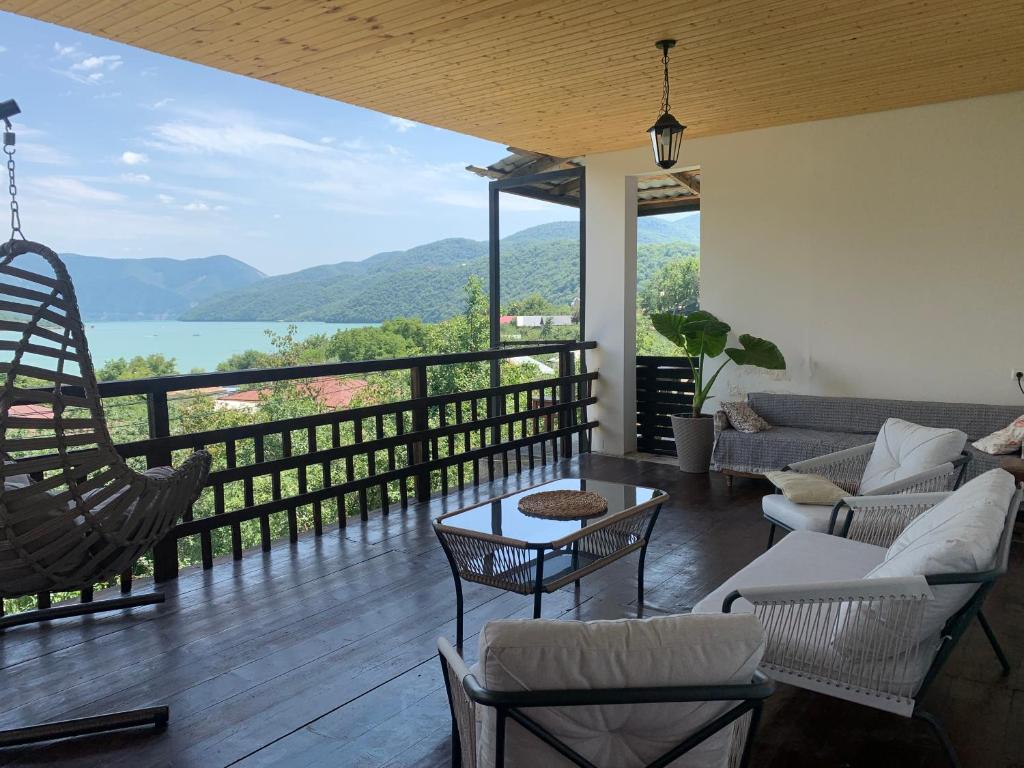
[82,321,376,373]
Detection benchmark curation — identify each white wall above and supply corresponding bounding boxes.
[584,166,638,454]
[584,91,1024,443]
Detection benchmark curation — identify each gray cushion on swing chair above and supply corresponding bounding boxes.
[0,466,175,570]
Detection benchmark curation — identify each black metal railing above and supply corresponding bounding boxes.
[80,341,597,584]
[636,355,693,455]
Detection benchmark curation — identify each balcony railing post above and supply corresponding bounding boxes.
[410,365,431,502]
[146,390,178,583]
[557,350,574,459]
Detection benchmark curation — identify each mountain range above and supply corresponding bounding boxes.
[62,254,265,321]
[60,215,699,323]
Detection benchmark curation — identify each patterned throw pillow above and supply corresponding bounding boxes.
[972,415,1024,455]
[721,401,771,433]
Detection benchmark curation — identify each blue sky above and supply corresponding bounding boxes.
[0,12,573,274]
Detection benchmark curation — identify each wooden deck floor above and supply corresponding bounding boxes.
[1,454,1021,767]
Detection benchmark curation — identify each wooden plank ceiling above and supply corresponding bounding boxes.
[4,0,1023,156]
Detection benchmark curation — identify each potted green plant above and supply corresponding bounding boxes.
[651,310,786,472]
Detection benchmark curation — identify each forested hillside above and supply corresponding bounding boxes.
[183,216,699,323]
[61,253,265,320]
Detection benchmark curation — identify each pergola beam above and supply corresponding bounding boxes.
[670,171,701,196]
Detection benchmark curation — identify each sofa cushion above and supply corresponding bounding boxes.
[761,494,837,534]
[765,471,847,505]
[859,419,967,494]
[477,613,764,768]
[721,401,771,433]
[692,530,885,615]
[972,415,1024,455]
[838,470,1016,653]
[712,426,870,475]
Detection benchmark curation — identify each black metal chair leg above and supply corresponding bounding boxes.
[977,611,1011,674]
[766,523,777,549]
[913,710,961,768]
[450,718,462,768]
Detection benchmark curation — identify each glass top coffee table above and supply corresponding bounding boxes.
[433,477,668,649]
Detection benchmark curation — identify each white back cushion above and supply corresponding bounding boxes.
[833,470,1014,663]
[869,469,1013,639]
[477,613,764,768]
[859,418,967,494]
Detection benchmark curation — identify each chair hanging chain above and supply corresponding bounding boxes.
[4,124,24,242]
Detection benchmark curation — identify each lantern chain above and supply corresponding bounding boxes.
[660,45,671,115]
[3,125,23,243]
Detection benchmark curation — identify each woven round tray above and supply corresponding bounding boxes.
[518,490,608,520]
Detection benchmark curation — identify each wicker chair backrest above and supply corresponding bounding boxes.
[0,239,209,598]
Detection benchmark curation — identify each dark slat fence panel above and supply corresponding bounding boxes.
[3,342,597,613]
[636,355,695,456]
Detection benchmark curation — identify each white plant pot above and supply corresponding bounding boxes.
[670,414,715,473]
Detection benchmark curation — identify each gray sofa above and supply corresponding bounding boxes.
[713,392,1021,483]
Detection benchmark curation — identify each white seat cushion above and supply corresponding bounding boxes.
[859,418,967,494]
[857,469,1015,644]
[692,531,886,615]
[476,613,764,768]
[761,494,837,533]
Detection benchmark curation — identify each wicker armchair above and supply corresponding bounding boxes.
[763,418,970,547]
[439,614,774,768]
[0,239,210,746]
[695,471,1021,767]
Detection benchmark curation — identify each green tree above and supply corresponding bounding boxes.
[327,326,418,363]
[638,257,700,315]
[97,354,179,381]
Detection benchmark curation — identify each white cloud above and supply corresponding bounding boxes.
[148,118,326,157]
[121,172,151,183]
[157,194,175,204]
[29,176,124,203]
[319,136,335,144]
[73,55,122,71]
[183,201,210,211]
[121,151,148,165]
[53,45,124,86]
[19,142,72,165]
[387,116,417,133]
[0,46,7,54]
[151,98,174,109]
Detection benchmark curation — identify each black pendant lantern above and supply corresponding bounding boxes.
[648,39,685,169]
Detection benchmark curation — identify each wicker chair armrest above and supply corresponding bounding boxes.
[786,442,874,494]
[842,492,952,509]
[786,442,874,472]
[833,492,950,547]
[438,637,473,681]
[863,462,959,497]
[725,575,932,609]
[438,638,478,768]
[724,577,933,715]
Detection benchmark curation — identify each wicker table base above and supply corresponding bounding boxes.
[433,479,668,650]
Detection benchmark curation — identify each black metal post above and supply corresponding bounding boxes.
[557,350,573,459]
[488,183,502,469]
[410,365,430,502]
[147,390,178,583]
